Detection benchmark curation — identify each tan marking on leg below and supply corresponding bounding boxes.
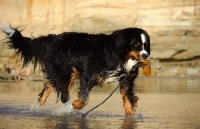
[38,82,54,106]
[70,67,89,110]
[97,76,105,84]
[120,83,139,116]
[120,87,134,115]
[68,67,79,99]
[72,99,89,110]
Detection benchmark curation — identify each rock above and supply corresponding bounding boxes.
[187,67,199,76]
[196,70,200,76]
[0,0,200,76]
[158,67,177,77]
[177,67,187,76]
[173,43,200,60]
[151,43,190,59]
[151,60,163,69]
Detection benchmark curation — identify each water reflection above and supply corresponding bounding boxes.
[0,77,200,129]
[135,77,200,93]
[43,115,89,129]
[34,112,140,129]
[0,104,141,129]
[0,81,43,94]
[0,77,199,94]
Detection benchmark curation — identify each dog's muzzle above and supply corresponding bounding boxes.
[141,53,149,60]
[140,50,150,60]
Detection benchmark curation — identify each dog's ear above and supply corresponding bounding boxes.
[115,39,127,52]
[115,37,136,52]
[113,31,130,52]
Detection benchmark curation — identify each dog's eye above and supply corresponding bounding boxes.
[130,56,136,60]
[135,42,141,47]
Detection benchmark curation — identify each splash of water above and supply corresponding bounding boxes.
[53,102,74,116]
[135,113,145,119]
[30,100,42,111]
[29,100,85,117]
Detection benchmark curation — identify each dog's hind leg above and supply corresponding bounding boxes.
[38,82,55,106]
[120,74,139,116]
[60,67,79,104]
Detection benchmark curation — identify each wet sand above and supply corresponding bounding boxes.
[0,77,200,129]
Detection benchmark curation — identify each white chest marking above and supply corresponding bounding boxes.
[103,68,124,83]
[104,77,118,83]
[125,59,137,72]
[103,59,138,84]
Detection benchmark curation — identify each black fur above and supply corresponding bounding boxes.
[1,26,150,115]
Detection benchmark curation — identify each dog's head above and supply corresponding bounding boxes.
[113,28,150,72]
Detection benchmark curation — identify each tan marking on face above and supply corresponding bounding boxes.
[38,82,55,106]
[135,42,141,46]
[126,51,141,60]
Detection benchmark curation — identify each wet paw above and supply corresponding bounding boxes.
[72,100,87,110]
[38,97,46,106]
[125,108,135,116]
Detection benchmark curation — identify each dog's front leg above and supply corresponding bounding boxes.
[120,74,139,116]
[72,76,94,110]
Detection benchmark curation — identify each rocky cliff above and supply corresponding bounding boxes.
[0,0,200,76]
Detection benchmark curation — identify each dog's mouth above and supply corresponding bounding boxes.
[130,54,151,77]
[125,51,151,76]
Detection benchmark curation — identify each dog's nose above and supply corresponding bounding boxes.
[142,53,149,60]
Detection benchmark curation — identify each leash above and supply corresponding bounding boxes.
[81,64,139,117]
[81,82,121,117]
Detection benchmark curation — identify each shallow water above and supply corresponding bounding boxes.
[0,77,200,129]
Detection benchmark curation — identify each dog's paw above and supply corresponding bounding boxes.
[38,97,46,106]
[72,100,87,110]
[125,109,135,116]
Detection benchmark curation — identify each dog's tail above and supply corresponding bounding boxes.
[0,24,40,69]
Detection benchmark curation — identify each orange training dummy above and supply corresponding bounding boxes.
[140,60,151,77]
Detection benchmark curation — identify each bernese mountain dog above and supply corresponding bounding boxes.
[0,24,150,116]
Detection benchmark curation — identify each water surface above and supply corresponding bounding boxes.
[0,77,200,129]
